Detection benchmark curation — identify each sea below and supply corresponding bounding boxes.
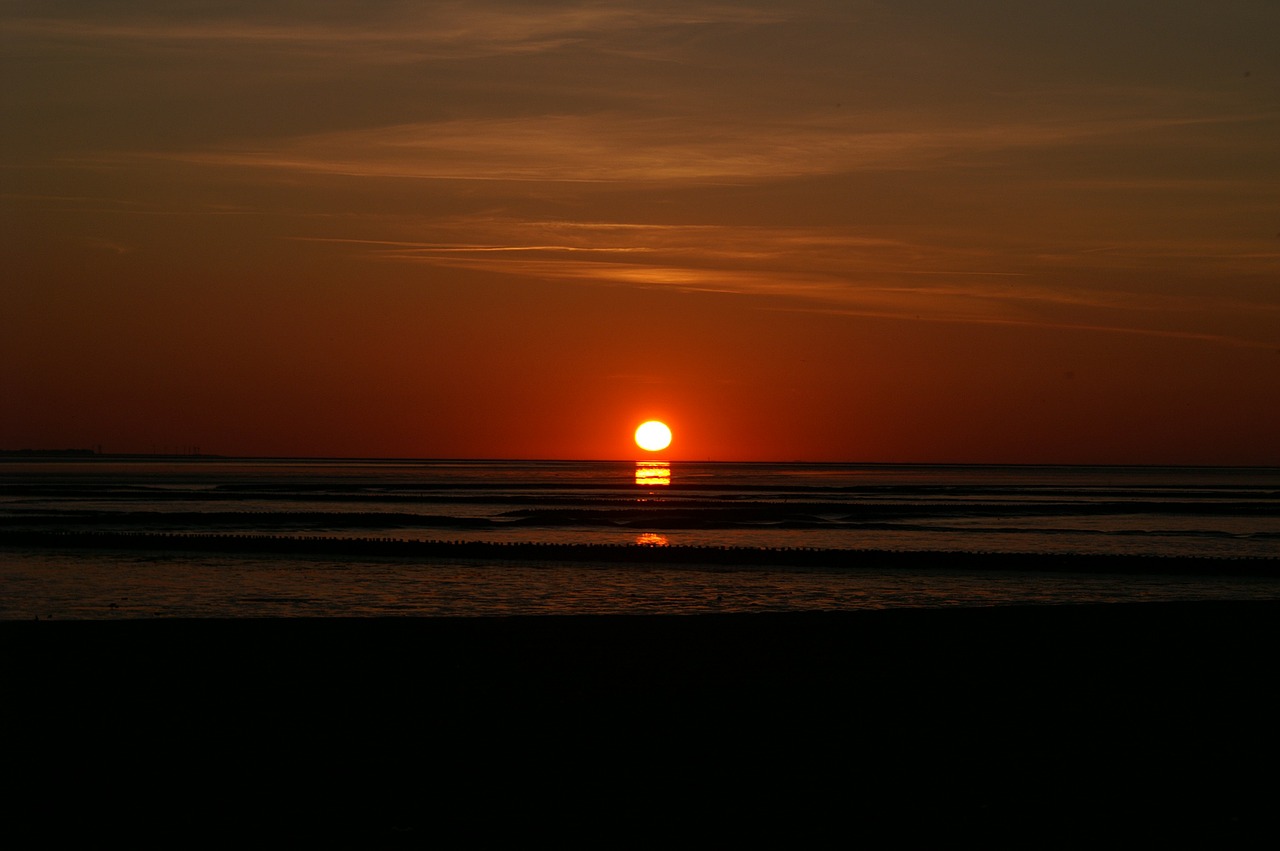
[2,457,1278,619]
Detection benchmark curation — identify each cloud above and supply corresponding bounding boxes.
[293,215,1280,351]
[1,1,789,61]
[129,109,1265,186]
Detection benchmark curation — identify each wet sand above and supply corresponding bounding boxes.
[5,601,1279,842]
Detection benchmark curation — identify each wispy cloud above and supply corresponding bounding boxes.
[2,2,788,61]
[131,111,1263,184]
[296,218,1275,340]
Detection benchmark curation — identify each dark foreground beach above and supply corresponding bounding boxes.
[5,600,1279,844]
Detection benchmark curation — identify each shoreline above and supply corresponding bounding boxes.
[5,529,1279,576]
[6,601,1279,840]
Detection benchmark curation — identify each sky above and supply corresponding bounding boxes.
[3,1,1278,463]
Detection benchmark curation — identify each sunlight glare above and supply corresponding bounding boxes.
[635,420,672,452]
[635,460,671,487]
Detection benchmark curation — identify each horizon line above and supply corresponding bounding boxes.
[2,449,1277,471]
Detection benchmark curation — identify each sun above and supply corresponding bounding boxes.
[635,420,672,452]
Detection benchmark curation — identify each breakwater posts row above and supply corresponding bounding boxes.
[3,529,1280,577]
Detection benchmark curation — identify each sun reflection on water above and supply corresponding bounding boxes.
[635,460,670,487]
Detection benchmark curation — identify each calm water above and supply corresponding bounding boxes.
[2,457,1279,618]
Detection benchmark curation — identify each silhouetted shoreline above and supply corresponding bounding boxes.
[6,601,1278,841]
[4,528,1278,577]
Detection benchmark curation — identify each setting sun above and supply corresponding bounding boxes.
[635,420,672,452]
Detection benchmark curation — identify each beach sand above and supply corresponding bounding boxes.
[5,601,1278,843]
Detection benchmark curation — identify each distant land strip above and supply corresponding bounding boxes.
[3,530,1278,577]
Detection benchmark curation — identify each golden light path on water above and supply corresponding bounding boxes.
[634,460,670,487]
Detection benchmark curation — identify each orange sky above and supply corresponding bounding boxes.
[3,1,1278,463]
